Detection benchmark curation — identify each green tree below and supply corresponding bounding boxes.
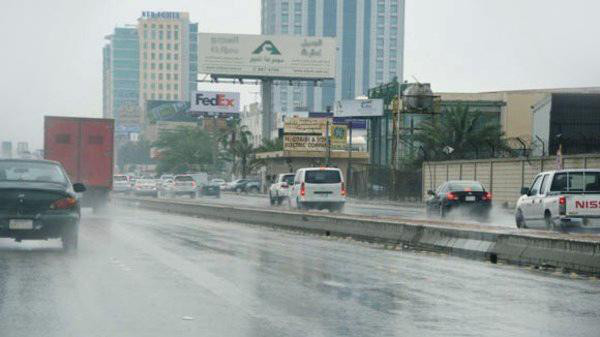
[117,139,154,171]
[413,104,511,161]
[255,137,283,153]
[154,126,214,175]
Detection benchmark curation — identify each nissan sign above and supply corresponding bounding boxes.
[191,91,240,113]
[334,99,384,118]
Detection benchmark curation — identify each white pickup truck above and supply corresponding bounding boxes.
[516,169,600,230]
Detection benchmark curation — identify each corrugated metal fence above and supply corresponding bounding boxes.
[422,154,600,206]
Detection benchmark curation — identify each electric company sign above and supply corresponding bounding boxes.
[190,91,240,113]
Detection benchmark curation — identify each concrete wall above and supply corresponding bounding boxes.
[423,153,600,206]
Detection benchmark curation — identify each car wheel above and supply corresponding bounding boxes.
[277,197,283,206]
[250,186,259,194]
[426,204,433,218]
[235,187,242,193]
[439,204,446,218]
[269,193,275,205]
[545,211,557,230]
[62,223,79,251]
[515,209,527,228]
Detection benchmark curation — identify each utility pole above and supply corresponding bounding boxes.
[347,120,353,193]
[326,119,331,167]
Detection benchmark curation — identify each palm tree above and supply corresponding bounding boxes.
[221,120,255,178]
[413,104,511,161]
[255,137,283,153]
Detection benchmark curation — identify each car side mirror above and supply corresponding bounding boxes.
[73,183,86,193]
[427,190,435,196]
[520,187,530,196]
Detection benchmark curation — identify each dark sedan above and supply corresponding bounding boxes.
[0,159,85,250]
[199,181,221,198]
[426,180,492,220]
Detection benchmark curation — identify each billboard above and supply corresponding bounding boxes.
[284,117,328,135]
[198,33,336,79]
[191,91,240,113]
[334,99,384,117]
[283,118,347,152]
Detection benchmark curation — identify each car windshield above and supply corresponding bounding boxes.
[305,170,341,184]
[447,182,484,192]
[282,175,295,184]
[175,176,194,181]
[114,176,128,182]
[0,161,67,185]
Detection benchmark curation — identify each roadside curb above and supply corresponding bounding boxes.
[116,196,600,276]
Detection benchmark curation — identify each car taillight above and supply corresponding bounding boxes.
[341,182,346,196]
[482,192,492,201]
[281,182,288,188]
[50,197,77,210]
[191,181,196,187]
[559,195,566,215]
[300,182,305,197]
[446,192,458,201]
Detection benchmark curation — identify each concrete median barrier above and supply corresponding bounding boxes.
[115,196,600,276]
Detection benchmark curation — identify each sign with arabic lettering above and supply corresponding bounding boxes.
[197,33,336,79]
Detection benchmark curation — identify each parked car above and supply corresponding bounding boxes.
[199,180,221,198]
[516,169,600,230]
[288,168,346,212]
[0,159,85,250]
[243,180,261,194]
[210,178,226,189]
[133,178,158,197]
[425,180,491,220]
[229,179,249,192]
[112,175,131,194]
[269,173,295,205]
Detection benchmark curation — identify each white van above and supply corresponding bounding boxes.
[288,167,346,212]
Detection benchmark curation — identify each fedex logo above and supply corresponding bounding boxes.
[575,200,600,209]
[195,93,235,107]
[191,91,240,113]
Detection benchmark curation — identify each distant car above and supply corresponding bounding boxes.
[230,179,249,193]
[288,167,346,212]
[171,175,197,198]
[0,159,86,250]
[269,173,295,205]
[425,180,491,220]
[210,178,226,188]
[112,175,131,194]
[243,180,261,194]
[199,180,221,198]
[133,179,158,197]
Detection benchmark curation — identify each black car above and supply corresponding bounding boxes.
[0,159,86,250]
[426,180,492,220]
[242,180,261,193]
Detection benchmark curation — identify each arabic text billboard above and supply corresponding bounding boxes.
[198,33,336,79]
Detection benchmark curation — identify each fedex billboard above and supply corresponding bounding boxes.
[190,91,240,113]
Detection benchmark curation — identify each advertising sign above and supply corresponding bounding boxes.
[284,135,327,152]
[191,91,240,113]
[284,117,328,135]
[329,124,348,147]
[334,99,384,117]
[198,33,336,79]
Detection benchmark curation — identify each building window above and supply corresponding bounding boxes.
[166,63,171,70]
[167,30,171,39]
[174,53,178,60]
[166,73,171,80]
[151,30,156,39]
[144,93,147,99]
[144,23,147,28]
[174,74,179,80]
[376,38,384,47]
[376,71,383,82]
[294,2,302,11]
[159,30,163,39]
[151,42,155,49]
[167,43,171,50]
[174,43,179,50]
[294,26,301,34]
[174,64,178,71]
[174,94,178,100]
[390,60,397,69]
[144,72,147,79]
[143,63,147,70]
[390,38,397,47]
[159,43,163,50]
[159,93,163,99]
[151,93,155,99]
[377,4,385,12]
[294,13,301,22]
[377,26,384,36]
[143,83,147,89]
[174,83,178,90]
[391,16,398,25]
[159,53,163,60]
[166,53,171,60]
[158,73,163,80]
[391,4,398,12]
[150,83,155,89]
[151,24,156,29]
[144,42,147,49]
[391,27,398,36]
[376,60,383,69]
[166,83,171,90]
[282,25,289,33]
[282,13,288,21]
[377,49,384,57]
[174,31,179,40]
[166,93,171,100]
[143,52,147,59]
[151,73,155,80]
[159,63,163,70]
[151,53,155,60]
[151,63,155,70]
[144,30,148,39]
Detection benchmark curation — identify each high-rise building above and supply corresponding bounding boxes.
[103,12,198,142]
[1,141,12,159]
[261,0,405,115]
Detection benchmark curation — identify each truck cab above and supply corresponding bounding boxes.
[516,169,600,230]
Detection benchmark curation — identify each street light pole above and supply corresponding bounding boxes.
[347,120,353,193]
[326,119,331,167]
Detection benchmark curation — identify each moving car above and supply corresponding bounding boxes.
[242,180,261,193]
[133,178,158,197]
[198,180,221,198]
[171,175,197,198]
[269,173,295,205]
[229,179,249,192]
[112,175,131,194]
[0,159,85,250]
[516,169,600,230]
[288,168,346,212]
[426,180,492,219]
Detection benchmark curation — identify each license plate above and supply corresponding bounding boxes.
[465,196,476,202]
[9,219,33,230]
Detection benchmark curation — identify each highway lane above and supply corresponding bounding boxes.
[1,206,599,337]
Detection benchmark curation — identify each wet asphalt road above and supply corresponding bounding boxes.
[1,206,599,337]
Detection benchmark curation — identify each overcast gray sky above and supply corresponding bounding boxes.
[0,0,598,149]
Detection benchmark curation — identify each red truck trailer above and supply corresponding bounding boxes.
[44,116,114,211]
